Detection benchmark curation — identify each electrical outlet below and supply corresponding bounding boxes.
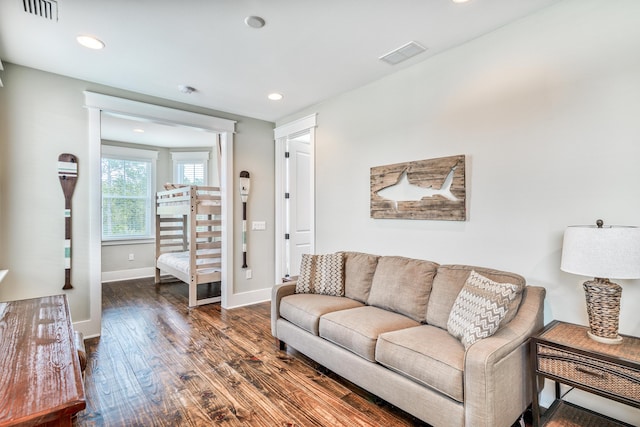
[128,253,135,261]
[245,269,252,279]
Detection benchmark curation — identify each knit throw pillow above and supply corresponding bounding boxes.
[295,253,344,296]
[447,270,520,349]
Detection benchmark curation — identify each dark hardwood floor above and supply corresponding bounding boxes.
[75,278,430,426]
[75,278,532,426]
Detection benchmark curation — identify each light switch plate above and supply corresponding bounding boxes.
[252,221,266,230]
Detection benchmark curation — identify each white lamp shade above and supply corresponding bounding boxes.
[561,225,640,279]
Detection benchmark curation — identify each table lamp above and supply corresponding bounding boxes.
[560,219,640,344]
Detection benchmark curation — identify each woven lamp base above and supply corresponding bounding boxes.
[583,278,623,345]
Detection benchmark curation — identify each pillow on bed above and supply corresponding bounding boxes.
[164,183,187,196]
[295,253,344,296]
[164,183,186,190]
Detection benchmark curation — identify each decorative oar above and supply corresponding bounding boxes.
[58,153,78,290]
[239,171,251,269]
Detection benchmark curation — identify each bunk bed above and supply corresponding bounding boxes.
[155,185,223,307]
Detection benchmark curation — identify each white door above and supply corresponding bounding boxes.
[287,136,311,277]
[274,114,316,284]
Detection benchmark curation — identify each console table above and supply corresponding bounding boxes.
[530,320,640,426]
[0,295,86,426]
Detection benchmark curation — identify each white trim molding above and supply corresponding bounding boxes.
[101,144,159,241]
[101,267,156,283]
[274,114,317,284]
[274,114,317,139]
[84,92,236,134]
[223,287,272,309]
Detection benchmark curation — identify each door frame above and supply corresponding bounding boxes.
[82,91,236,338]
[274,114,317,284]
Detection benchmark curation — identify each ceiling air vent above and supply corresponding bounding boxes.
[23,0,58,21]
[379,41,426,65]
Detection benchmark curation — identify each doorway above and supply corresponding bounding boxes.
[274,114,317,283]
[82,91,235,338]
[99,112,219,283]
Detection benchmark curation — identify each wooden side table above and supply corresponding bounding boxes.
[530,320,640,426]
[0,295,86,426]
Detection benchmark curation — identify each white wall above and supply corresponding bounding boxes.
[0,64,93,318]
[233,118,276,296]
[278,0,640,422]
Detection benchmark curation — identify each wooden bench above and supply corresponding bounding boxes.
[0,295,86,426]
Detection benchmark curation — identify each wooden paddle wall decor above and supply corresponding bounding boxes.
[370,154,466,221]
[58,153,78,289]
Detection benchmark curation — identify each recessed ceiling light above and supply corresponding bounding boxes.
[452,0,471,3]
[133,128,145,133]
[268,93,283,101]
[76,35,105,50]
[245,16,266,29]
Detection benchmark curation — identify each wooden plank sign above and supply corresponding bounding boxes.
[370,154,466,221]
[58,153,78,289]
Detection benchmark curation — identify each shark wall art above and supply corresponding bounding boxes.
[370,154,466,220]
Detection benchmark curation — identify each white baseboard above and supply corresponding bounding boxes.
[101,267,155,283]
[224,286,272,309]
[72,318,101,339]
[102,268,271,309]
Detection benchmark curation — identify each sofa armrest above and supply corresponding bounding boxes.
[271,282,296,337]
[463,285,546,427]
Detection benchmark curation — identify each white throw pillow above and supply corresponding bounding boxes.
[447,270,521,349]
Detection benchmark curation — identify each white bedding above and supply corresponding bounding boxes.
[157,249,221,275]
[159,199,221,207]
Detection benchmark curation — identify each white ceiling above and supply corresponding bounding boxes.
[0,0,562,126]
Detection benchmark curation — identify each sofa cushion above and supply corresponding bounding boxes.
[296,253,344,296]
[341,252,380,303]
[367,256,438,323]
[376,325,465,402]
[319,306,419,362]
[447,270,522,349]
[280,293,363,335]
[427,264,526,330]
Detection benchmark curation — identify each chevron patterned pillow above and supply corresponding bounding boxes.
[447,270,521,349]
[295,253,344,296]
[296,254,315,294]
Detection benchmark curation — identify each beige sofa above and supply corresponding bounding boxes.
[271,252,545,427]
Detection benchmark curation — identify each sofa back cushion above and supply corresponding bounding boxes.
[427,264,526,330]
[367,256,438,323]
[342,252,380,303]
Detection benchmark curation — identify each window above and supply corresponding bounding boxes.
[172,151,210,185]
[101,145,158,241]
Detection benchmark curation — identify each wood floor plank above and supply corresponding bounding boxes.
[74,279,435,426]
